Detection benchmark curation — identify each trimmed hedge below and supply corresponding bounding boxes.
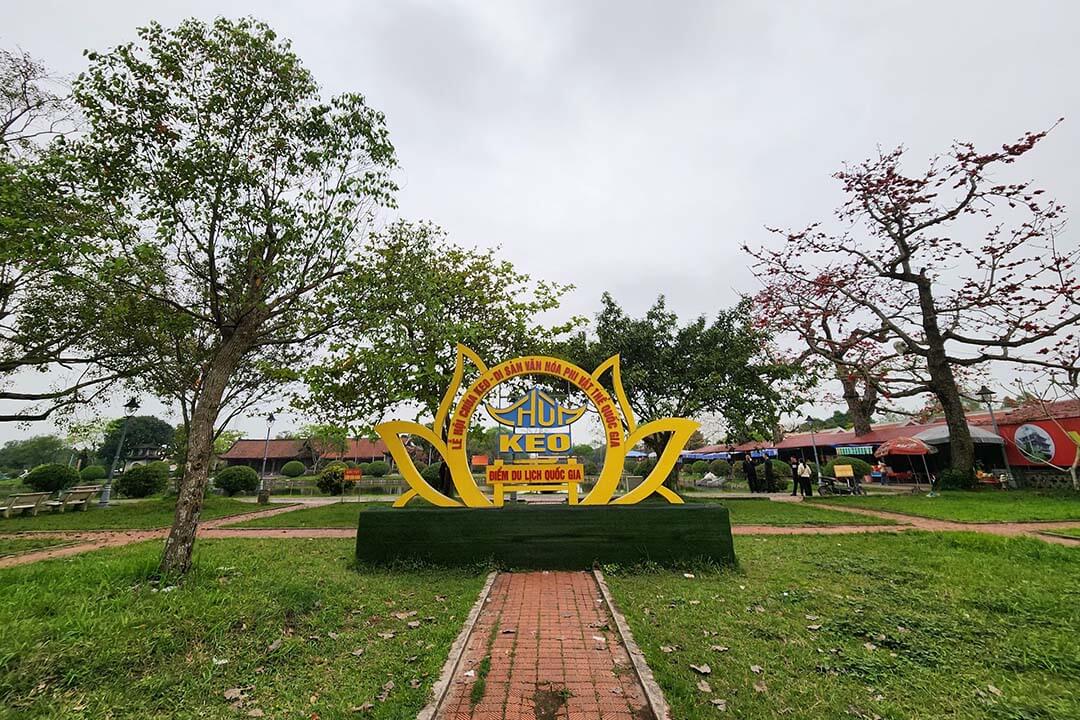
[421,463,442,483]
[367,460,390,478]
[281,460,306,478]
[214,465,259,496]
[80,465,107,482]
[356,504,736,569]
[709,459,730,476]
[115,463,168,498]
[690,460,709,475]
[24,463,80,493]
[824,457,874,479]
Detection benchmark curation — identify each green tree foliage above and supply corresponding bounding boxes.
[316,461,353,495]
[301,424,348,471]
[709,459,730,476]
[280,460,306,478]
[115,463,168,498]
[686,429,708,449]
[0,435,72,472]
[79,465,107,481]
[70,17,399,574]
[213,466,259,496]
[366,460,390,478]
[823,456,874,479]
[97,416,174,466]
[23,463,80,493]
[690,460,709,475]
[560,293,800,486]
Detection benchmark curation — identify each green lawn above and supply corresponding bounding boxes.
[813,489,1080,523]
[0,538,485,718]
[1043,527,1080,539]
[606,532,1080,720]
[0,537,71,558]
[0,495,265,532]
[234,498,892,529]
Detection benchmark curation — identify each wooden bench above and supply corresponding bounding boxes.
[44,485,102,513]
[487,478,579,507]
[1,492,50,518]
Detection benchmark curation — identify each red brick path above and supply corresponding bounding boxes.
[438,571,653,720]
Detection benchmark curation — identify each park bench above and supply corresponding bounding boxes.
[1,492,51,518]
[44,485,102,513]
[485,463,582,507]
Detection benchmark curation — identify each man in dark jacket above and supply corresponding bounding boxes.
[744,454,758,492]
[789,456,800,496]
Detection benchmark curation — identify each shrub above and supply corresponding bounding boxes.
[938,467,975,490]
[731,460,745,479]
[115,463,168,498]
[583,460,600,477]
[708,459,730,476]
[421,463,442,483]
[690,460,709,475]
[281,460,306,478]
[80,465,107,482]
[24,463,81,493]
[632,459,654,477]
[367,460,390,478]
[214,465,259,496]
[317,462,354,495]
[823,457,874,479]
[763,459,792,492]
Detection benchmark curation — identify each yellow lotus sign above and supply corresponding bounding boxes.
[375,345,698,508]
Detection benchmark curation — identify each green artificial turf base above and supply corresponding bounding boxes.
[355,503,736,569]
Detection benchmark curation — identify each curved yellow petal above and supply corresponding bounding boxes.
[434,345,489,436]
[375,420,461,507]
[590,354,636,433]
[612,417,699,504]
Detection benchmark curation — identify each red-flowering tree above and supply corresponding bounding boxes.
[747,123,1080,474]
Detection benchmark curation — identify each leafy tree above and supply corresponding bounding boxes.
[316,461,353,495]
[686,429,708,450]
[302,220,575,494]
[80,464,107,481]
[559,293,800,487]
[0,49,141,422]
[280,460,306,478]
[748,125,1080,472]
[115,463,168,498]
[0,435,72,471]
[23,463,79,493]
[213,465,259,496]
[96,416,175,467]
[301,424,349,471]
[72,18,398,575]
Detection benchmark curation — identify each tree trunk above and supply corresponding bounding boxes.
[158,331,255,577]
[643,432,677,491]
[914,281,974,474]
[840,374,873,436]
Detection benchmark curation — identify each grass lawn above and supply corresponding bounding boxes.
[0,495,265,532]
[234,498,893,529]
[0,537,72,558]
[813,489,1080,523]
[606,532,1080,720]
[0,538,485,718]
[1043,527,1080,539]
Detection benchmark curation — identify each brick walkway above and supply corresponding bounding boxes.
[438,571,654,720]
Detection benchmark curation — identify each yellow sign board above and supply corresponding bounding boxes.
[375,346,698,508]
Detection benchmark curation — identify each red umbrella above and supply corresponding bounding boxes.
[874,437,936,491]
[874,437,937,456]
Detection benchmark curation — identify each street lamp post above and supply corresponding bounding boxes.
[258,412,275,504]
[100,397,140,506]
[805,417,821,474]
[977,385,1013,483]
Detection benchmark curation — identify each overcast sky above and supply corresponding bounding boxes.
[3,0,1078,444]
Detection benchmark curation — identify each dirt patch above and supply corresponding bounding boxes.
[533,683,570,720]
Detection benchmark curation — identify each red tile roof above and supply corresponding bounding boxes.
[319,438,388,460]
[219,439,306,460]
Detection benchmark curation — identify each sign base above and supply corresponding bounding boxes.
[355,503,736,569]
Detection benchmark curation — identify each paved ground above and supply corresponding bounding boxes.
[437,571,654,720]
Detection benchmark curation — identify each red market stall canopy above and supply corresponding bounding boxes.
[874,437,937,457]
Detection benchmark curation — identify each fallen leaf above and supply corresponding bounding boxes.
[377,681,394,702]
[753,681,768,693]
[690,663,712,675]
[351,648,365,657]
[407,621,421,629]
[805,614,820,621]
[377,632,395,640]
[660,645,676,653]
[711,645,729,652]
[246,710,265,718]
[435,595,446,602]
[351,701,374,713]
[689,600,701,605]
[224,688,244,701]
[464,670,475,678]
[750,665,763,674]
[696,679,712,693]
[310,694,318,704]
[409,678,422,689]
[864,642,877,651]
[683,573,696,579]
[266,639,282,652]
[807,624,822,631]
[711,698,727,711]
[328,632,339,640]
[988,685,1003,697]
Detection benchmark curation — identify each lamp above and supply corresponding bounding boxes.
[100,397,140,506]
[976,385,1012,483]
[258,412,276,504]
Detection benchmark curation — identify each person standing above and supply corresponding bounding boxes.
[744,454,758,493]
[789,456,800,496]
[797,459,813,497]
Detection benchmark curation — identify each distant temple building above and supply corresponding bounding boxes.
[218,437,390,475]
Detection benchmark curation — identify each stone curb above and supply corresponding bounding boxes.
[593,568,670,720]
[417,570,498,720]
